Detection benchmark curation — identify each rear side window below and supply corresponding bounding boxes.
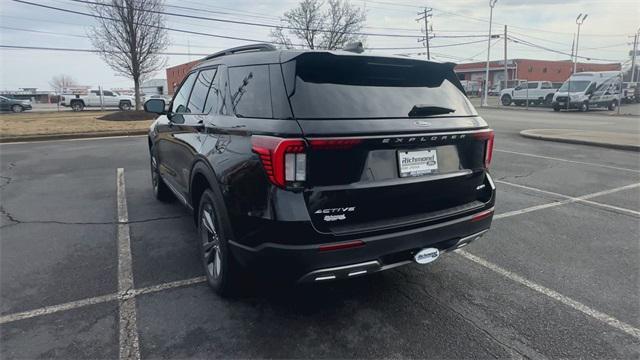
[229,65,272,118]
[172,72,197,114]
[187,68,217,113]
[527,82,538,89]
[285,53,475,119]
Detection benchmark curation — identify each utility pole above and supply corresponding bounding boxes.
[573,13,588,74]
[504,25,508,90]
[482,0,498,107]
[630,29,638,83]
[416,7,433,60]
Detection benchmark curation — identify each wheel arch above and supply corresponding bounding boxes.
[190,159,223,225]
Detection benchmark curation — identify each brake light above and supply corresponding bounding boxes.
[318,240,365,252]
[473,130,495,169]
[252,136,306,188]
[308,138,363,150]
[471,209,494,222]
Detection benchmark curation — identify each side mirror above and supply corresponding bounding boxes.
[144,98,166,114]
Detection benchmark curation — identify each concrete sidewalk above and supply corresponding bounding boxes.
[520,129,640,151]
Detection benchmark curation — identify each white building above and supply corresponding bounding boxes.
[141,79,168,96]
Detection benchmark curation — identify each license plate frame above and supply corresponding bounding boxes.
[397,149,438,178]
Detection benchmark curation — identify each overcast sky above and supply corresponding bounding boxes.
[0,0,638,90]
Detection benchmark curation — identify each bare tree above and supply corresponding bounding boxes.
[270,0,366,50]
[88,0,169,110]
[49,74,77,93]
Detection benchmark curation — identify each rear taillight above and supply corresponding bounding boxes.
[252,136,363,188]
[473,130,495,169]
[252,136,306,188]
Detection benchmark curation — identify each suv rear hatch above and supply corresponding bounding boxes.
[278,53,493,235]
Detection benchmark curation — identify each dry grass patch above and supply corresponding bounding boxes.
[0,111,154,139]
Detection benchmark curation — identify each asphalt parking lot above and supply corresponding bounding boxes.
[0,109,639,359]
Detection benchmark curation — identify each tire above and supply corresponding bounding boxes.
[544,94,554,105]
[553,105,561,112]
[150,151,173,202]
[501,95,512,106]
[198,189,240,296]
[71,101,84,111]
[608,100,618,111]
[119,101,132,111]
[11,104,23,113]
[579,101,589,112]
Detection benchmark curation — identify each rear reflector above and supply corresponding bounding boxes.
[471,209,494,222]
[318,240,365,252]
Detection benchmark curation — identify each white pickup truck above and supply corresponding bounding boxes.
[500,81,559,106]
[61,90,135,111]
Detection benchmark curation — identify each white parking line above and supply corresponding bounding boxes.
[494,149,640,173]
[496,180,640,217]
[0,293,118,325]
[116,168,140,360]
[456,250,640,340]
[0,277,206,326]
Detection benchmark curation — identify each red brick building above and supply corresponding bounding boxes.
[166,60,200,95]
[455,59,620,89]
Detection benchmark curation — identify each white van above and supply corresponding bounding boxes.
[552,71,622,112]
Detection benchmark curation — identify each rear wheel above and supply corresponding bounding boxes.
[71,101,84,111]
[150,151,173,201]
[544,94,554,105]
[553,104,561,112]
[119,101,132,111]
[501,95,512,106]
[11,104,23,113]
[198,189,240,296]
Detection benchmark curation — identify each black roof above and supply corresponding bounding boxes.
[193,43,451,70]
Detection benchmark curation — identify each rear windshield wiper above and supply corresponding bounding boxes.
[408,105,455,117]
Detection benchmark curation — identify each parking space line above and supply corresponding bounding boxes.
[496,180,640,217]
[116,168,140,360]
[0,293,117,325]
[456,250,640,340]
[495,149,640,173]
[133,276,206,297]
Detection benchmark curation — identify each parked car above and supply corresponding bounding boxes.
[0,95,32,113]
[552,71,622,112]
[60,90,135,111]
[500,81,557,106]
[144,44,496,295]
[488,84,501,96]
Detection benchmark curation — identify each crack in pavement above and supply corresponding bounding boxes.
[393,268,535,360]
[0,213,189,229]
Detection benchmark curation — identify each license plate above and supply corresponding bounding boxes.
[398,149,438,178]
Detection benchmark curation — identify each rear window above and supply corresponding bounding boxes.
[284,53,476,119]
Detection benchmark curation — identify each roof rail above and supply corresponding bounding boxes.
[204,43,277,60]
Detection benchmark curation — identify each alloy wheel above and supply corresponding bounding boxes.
[201,204,222,279]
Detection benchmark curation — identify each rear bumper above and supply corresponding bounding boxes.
[229,206,494,282]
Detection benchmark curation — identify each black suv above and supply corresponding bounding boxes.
[144,44,496,295]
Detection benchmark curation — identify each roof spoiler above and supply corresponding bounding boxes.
[204,43,277,60]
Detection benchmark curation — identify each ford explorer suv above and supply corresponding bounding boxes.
[144,43,496,295]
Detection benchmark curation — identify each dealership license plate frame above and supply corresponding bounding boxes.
[398,149,439,178]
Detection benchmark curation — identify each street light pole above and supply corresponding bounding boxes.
[482,0,498,107]
[573,13,588,74]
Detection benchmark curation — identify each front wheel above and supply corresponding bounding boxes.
[579,101,589,112]
[553,105,561,112]
[608,100,618,111]
[11,104,23,113]
[198,189,240,296]
[501,95,512,106]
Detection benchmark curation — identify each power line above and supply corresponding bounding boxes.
[508,35,621,62]
[67,0,424,38]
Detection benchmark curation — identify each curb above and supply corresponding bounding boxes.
[478,105,639,117]
[0,130,148,143]
[520,130,640,152]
